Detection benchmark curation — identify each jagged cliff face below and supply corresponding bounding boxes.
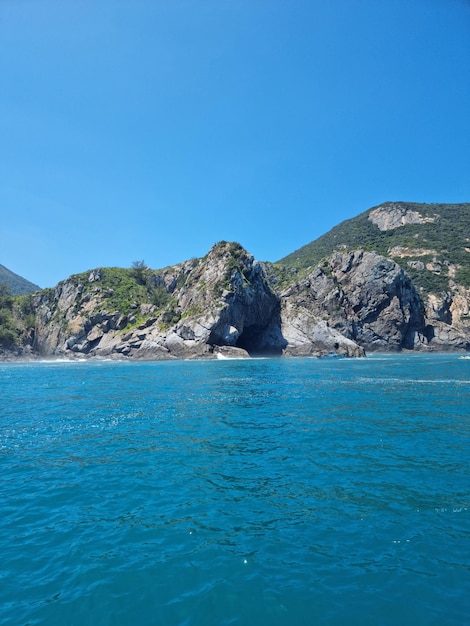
[368,203,470,349]
[32,243,289,360]
[173,243,286,356]
[29,242,376,360]
[27,241,469,361]
[276,201,470,354]
[280,251,426,351]
[422,285,470,350]
[5,202,470,360]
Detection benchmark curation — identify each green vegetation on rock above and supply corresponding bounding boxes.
[277,202,470,296]
[0,284,16,347]
[0,285,36,348]
[67,266,175,318]
[455,266,470,288]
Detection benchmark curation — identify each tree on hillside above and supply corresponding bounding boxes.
[130,260,147,285]
[0,283,17,347]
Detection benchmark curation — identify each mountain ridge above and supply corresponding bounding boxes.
[0,264,40,295]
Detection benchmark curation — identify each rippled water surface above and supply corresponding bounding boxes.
[1,354,469,625]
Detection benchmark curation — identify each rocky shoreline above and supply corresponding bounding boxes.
[2,240,469,362]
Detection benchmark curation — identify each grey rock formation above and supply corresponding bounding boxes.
[279,250,427,352]
[9,241,469,361]
[423,289,470,350]
[31,243,289,360]
[169,242,287,356]
[368,203,437,231]
[281,307,365,357]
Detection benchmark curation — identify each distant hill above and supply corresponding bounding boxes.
[277,201,470,295]
[0,264,40,295]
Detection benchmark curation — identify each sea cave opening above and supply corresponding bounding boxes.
[235,324,282,357]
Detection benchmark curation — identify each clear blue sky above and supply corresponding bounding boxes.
[1,0,469,288]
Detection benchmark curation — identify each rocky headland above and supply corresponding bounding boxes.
[1,202,469,360]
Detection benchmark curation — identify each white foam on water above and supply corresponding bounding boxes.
[357,377,469,385]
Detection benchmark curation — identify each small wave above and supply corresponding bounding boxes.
[35,358,88,364]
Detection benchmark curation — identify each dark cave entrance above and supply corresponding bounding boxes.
[235,324,282,357]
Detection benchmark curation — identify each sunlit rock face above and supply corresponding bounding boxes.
[15,240,470,361]
[368,203,437,231]
[280,250,427,352]
[31,243,286,360]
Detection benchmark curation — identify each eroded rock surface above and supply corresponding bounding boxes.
[32,243,289,360]
[13,241,470,361]
[279,250,428,352]
[369,203,437,231]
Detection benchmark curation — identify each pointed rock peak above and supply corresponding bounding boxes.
[206,241,255,272]
[209,241,249,257]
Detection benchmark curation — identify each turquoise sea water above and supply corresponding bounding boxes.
[0,354,469,625]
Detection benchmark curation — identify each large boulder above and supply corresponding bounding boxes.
[281,301,365,357]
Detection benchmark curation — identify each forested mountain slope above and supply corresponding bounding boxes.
[0,264,40,295]
[278,202,470,296]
